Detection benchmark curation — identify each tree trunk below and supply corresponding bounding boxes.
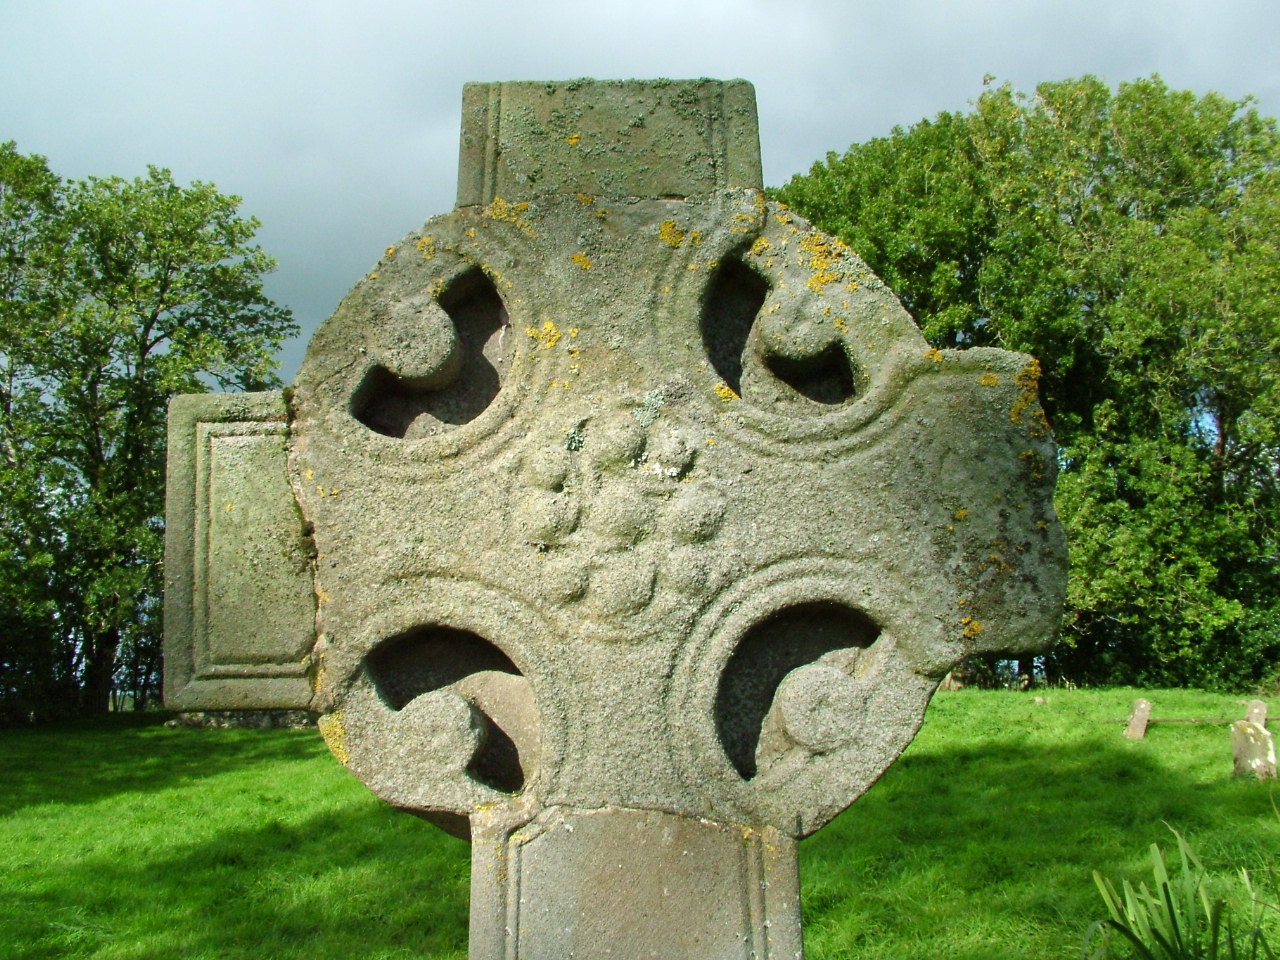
[1016,658,1036,690]
[80,626,120,715]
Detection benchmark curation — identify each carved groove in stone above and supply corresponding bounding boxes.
[365,626,531,792]
[700,255,857,410]
[765,341,856,406]
[715,601,879,779]
[352,267,510,437]
[700,256,768,396]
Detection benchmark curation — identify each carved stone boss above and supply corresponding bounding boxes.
[165,80,1067,959]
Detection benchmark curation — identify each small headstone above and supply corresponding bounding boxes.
[939,671,963,691]
[1231,720,1277,780]
[1124,698,1152,740]
[1246,699,1268,727]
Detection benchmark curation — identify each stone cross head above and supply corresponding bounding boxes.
[165,79,1067,959]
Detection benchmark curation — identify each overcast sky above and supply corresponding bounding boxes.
[3,0,1277,380]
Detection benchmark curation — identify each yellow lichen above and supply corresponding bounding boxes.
[1010,359,1049,436]
[309,651,326,693]
[384,245,396,258]
[318,711,350,765]
[924,347,944,363]
[571,252,593,270]
[833,316,849,334]
[484,265,511,290]
[659,220,685,248]
[979,373,1001,387]
[566,132,581,146]
[483,196,536,237]
[750,236,771,257]
[714,382,739,403]
[576,192,595,205]
[526,320,563,349]
[1019,448,1046,480]
[799,232,843,291]
[961,617,984,639]
[953,508,969,521]
[416,236,437,260]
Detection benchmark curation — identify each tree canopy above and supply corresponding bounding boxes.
[0,143,296,719]
[776,76,1280,689]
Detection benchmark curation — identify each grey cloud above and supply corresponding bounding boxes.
[2,0,1275,380]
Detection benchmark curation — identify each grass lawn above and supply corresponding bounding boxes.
[2,688,1276,959]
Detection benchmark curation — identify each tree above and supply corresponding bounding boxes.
[0,143,296,718]
[776,77,1280,689]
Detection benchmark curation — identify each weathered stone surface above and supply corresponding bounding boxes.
[164,392,315,710]
[292,139,1065,841]
[1232,720,1277,780]
[1124,698,1152,740]
[166,78,1068,959]
[1246,699,1268,726]
[456,79,762,207]
[470,804,802,960]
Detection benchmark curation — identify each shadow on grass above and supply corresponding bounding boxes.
[7,799,472,960]
[799,719,1280,959]
[811,735,1278,874]
[0,715,331,815]
[4,700,1277,959]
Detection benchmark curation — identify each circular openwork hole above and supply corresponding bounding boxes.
[714,601,879,779]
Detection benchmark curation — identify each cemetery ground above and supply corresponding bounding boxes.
[2,688,1276,960]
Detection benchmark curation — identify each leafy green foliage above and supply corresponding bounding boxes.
[776,77,1280,689]
[0,143,296,718]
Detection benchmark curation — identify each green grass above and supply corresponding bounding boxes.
[802,689,1279,959]
[2,689,1276,959]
